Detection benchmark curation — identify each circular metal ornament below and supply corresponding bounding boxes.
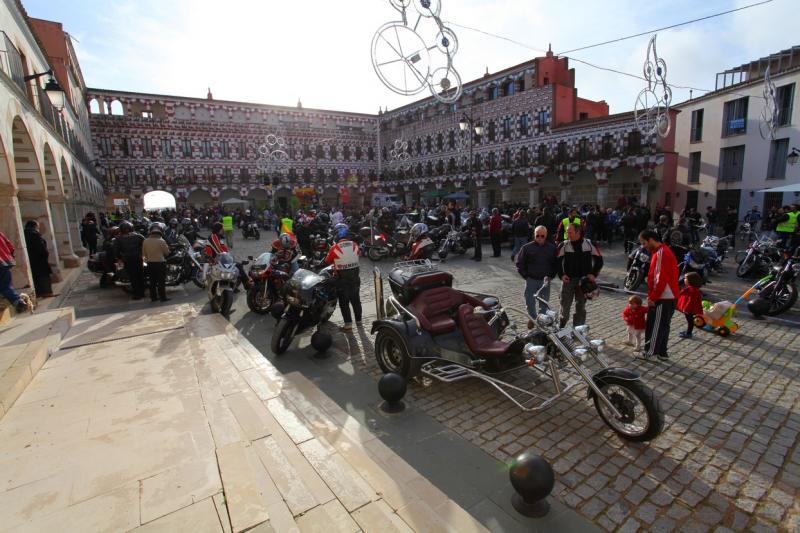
[414,0,441,18]
[435,26,458,57]
[429,65,462,104]
[371,22,431,96]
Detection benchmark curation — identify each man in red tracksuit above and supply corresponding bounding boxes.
[639,229,680,360]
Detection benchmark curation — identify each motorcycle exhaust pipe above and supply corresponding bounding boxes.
[374,266,385,320]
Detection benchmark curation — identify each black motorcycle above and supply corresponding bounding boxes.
[437,226,473,259]
[271,267,338,355]
[736,236,780,278]
[749,250,799,317]
[242,222,261,240]
[624,244,650,291]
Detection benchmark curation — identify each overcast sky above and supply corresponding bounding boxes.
[23,0,795,115]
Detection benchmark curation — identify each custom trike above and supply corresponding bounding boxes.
[370,261,664,441]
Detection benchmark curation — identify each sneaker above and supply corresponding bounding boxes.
[678,331,692,339]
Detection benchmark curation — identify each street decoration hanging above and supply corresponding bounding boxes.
[256,134,290,176]
[759,66,779,140]
[371,0,462,104]
[388,138,412,171]
[633,35,672,138]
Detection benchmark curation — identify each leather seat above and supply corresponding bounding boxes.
[457,304,509,358]
[408,286,486,336]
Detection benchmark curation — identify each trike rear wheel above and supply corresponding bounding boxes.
[375,328,419,379]
[593,377,664,442]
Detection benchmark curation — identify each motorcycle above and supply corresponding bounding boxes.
[624,244,650,292]
[437,226,473,260]
[699,235,728,273]
[677,245,710,284]
[271,267,338,355]
[246,252,291,314]
[736,236,780,278]
[206,252,242,317]
[361,227,402,261]
[242,221,261,240]
[749,250,799,317]
[371,261,664,441]
[407,235,437,260]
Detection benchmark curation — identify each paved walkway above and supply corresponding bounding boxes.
[0,304,488,532]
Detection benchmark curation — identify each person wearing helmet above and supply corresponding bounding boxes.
[205,222,228,259]
[407,223,435,260]
[324,224,362,331]
[114,220,145,300]
[143,223,171,302]
[164,218,179,245]
[270,232,299,267]
[556,223,603,328]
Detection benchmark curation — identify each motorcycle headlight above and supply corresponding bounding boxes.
[221,271,237,281]
[536,313,554,327]
[524,343,547,364]
[574,347,589,362]
[574,324,590,337]
[590,339,605,353]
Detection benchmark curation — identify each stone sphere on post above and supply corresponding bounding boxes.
[378,372,406,413]
[509,452,555,518]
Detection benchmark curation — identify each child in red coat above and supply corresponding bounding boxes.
[677,272,704,339]
[621,295,647,349]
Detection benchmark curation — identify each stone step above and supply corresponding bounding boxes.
[0,307,74,420]
[195,310,488,533]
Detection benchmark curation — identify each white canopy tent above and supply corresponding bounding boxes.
[758,182,800,193]
[143,190,176,211]
[221,197,248,205]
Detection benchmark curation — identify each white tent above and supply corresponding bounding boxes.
[221,197,248,205]
[758,182,800,193]
[143,190,176,211]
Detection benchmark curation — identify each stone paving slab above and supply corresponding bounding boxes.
[0,302,489,533]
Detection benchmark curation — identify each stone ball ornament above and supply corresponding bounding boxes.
[310,330,333,355]
[378,372,407,413]
[509,452,555,517]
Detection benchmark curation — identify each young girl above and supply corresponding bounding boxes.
[677,272,704,339]
[621,295,647,349]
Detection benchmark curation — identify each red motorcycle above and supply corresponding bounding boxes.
[246,252,292,314]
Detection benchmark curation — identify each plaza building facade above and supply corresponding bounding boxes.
[90,47,678,213]
[0,2,105,292]
[674,46,800,224]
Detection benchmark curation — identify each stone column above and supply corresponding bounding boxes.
[18,191,62,281]
[595,169,610,209]
[0,185,33,290]
[405,191,414,207]
[501,187,511,204]
[529,188,539,207]
[477,188,488,209]
[67,201,88,256]
[50,199,80,267]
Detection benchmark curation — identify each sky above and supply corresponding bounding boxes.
[22,0,797,115]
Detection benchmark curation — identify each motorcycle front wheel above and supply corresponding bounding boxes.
[736,253,756,277]
[246,285,273,314]
[593,376,664,442]
[760,282,798,316]
[220,290,233,317]
[271,318,297,355]
[367,247,383,262]
[624,268,644,291]
[192,268,205,289]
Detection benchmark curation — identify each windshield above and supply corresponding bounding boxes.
[254,252,273,267]
[217,252,235,266]
[292,269,322,289]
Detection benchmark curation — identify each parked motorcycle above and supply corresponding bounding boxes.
[206,252,242,317]
[624,244,650,291]
[271,267,338,355]
[361,227,402,261]
[699,235,728,273]
[246,252,291,314]
[438,227,472,259]
[749,250,799,317]
[677,245,710,284]
[736,236,780,278]
[242,222,261,240]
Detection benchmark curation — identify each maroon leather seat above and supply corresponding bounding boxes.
[456,303,509,358]
[408,287,485,336]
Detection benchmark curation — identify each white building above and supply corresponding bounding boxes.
[0,0,104,293]
[674,46,800,225]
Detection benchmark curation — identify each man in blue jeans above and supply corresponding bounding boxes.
[516,226,556,328]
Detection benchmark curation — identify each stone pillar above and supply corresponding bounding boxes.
[405,191,414,207]
[595,168,610,209]
[50,199,80,267]
[0,185,33,291]
[477,188,488,209]
[18,191,62,281]
[67,201,88,256]
[529,188,540,207]
[501,187,511,204]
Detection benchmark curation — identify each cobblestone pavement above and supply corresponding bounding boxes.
[62,237,800,532]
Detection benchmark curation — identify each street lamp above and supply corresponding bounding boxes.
[24,69,65,111]
[458,114,483,183]
[788,147,800,166]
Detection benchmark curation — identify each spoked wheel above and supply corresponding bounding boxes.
[271,318,297,355]
[375,328,419,379]
[246,285,273,314]
[624,268,644,291]
[760,282,798,316]
[736,253,756,277]
[192,268,205,289]
[593,377,664,442]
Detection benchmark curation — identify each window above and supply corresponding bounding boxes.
[487,152,496,170]
[142,138,153,157]
[343,146,351,160]
[537,110,549,133]
[520,114,530,136]
[100,138,112,156]
[426,136,432,152]
[315,145,324,159]
[183,139,192,157]
[202,140,211,158]
[690,109,704,142]
[474,153,482,170]
[127,168,135,183]
[557,142,568,163]
[502,81,514,97]
[578,138,589,161]
[502,149,511,168]
[538,144,549,164]
[521,146,529,166]
[415,138,422,154]
[436,134,443,152]
[602,135,613,158]
[723,97,748,136]
[238,141,246,158]
[303,145,311,159]
[488,121,496,142]
[767,138,789,179]
[688,152,701,183]
[579,112,589,121]
[627,131,641,154]
[162,139,172,157]
[221,140,229,158]
[719,145,745,182]
[368,147,375,161]
[776,83,794,126]
[330,145,338,159]
[502,118,512,139]
[489,86,499,100]
[518,78,525,92]
[448,130,455,149]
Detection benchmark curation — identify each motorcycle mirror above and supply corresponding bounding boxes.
[241,260,250,266]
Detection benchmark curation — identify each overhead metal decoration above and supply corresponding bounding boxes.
[759,66,779,140]
[633,35,672,138]
[388,138,412,171]
[371,0,462,104]
[256,133,290,176]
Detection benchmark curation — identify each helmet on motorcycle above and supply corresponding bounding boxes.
[278,232,294,249]
[317,212,330,225]
[212,222,223,234]
[409,223,428,241]
[148,223,164,235]
[578,276,600,300]
[245,209,250,215]
[747,296,771,317]
[169,218,178,227]
[119,221,133,234]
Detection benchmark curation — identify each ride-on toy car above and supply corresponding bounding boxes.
[370,260,664,441]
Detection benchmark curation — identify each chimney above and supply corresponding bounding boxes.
[206,87,213,100]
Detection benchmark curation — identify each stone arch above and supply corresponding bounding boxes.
[89,98,100,114]
[12,116,62,288]
[219,188,239,202]
[187,188,213,206]
[43,146,78,265]
[246,187,269,209]
[109,100,124,116]
[0,125,31,290]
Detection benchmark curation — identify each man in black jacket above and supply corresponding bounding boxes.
[464,210,482,261]
[516,226,556,327]
[556,223,603,327]
[114,221,145,300]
